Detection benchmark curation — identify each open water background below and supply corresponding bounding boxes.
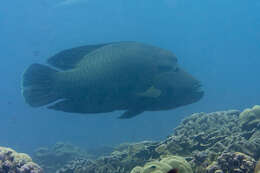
[0,0,259,154]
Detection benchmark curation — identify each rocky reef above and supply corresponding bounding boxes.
[33,105,260,173]
[0,146,43,173]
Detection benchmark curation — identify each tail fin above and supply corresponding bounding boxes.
[21,63,60,107]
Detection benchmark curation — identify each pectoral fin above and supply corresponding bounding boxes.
[137,86,161,98]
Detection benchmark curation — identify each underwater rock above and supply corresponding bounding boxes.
[206,152,256,173]
[33,142,89,173]
[0,146,43,173]
[130,155,193,173]
[239,105,260,131]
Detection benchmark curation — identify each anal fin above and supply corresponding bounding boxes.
[48,99,86,113]
[118,109,144,119]
[48,99,115,114]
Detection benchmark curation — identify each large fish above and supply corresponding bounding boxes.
[22,42,203,118]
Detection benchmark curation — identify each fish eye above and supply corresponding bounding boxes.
[158,65,172,72]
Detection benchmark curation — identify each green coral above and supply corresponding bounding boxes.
[239,105,260,130]
[130,155,193,173]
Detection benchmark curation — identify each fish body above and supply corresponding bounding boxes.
[22,42,203,118]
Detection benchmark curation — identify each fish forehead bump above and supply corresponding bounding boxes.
[158,48,178,61]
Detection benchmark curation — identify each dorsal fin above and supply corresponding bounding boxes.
[47,43,110,70]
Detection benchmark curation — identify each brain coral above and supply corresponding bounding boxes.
[130,155,193,173]
[239,105,260,130]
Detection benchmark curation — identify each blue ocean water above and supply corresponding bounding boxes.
[0,0,259,154]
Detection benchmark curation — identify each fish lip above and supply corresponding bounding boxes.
[193,82,204,98]
[193,82,202,91]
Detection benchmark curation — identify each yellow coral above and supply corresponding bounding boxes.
[252,105,260,116]
[131,166,144,173]
[161,156,193,173]
[130,155,193,173]
[239,105,260,130]
[0,146,32,164]
[13,153,32,165]
[0,146,15,153]
[143,161,172,173]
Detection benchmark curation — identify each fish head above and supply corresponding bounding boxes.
[153,66,204,109]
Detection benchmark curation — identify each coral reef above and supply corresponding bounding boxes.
[0,146,43,173]
[36,106,260,173]
[130,155,193,173]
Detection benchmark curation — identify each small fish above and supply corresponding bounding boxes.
[21,42,203,118]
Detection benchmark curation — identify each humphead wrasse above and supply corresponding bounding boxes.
[22,42,203,118]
